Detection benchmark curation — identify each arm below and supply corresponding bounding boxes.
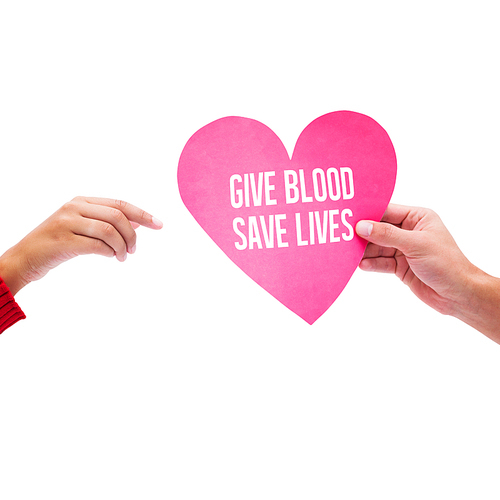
[453,271,500,342]
[355,204,500,344]
[0,196,163,333]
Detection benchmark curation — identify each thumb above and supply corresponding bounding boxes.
[356,220,415,252]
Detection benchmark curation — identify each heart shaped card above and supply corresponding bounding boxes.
[178,111,397,324]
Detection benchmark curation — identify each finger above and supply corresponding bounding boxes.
[68,234,116,259]
[382,204,435,231]
[76,197,163,229]
[75,202,137,254]
[380,204,415,226]
[356,220,417,254]
[71,217,129,262]
[363,242,397,259]
[359,257,397,274]
[361,250,411,282]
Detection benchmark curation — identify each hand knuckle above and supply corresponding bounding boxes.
[109,208,125,223]
[51,213,71,233]
[102,222,115,237]
[91,238,112,256]
[379,223,394,240]
[91,238,104,253]
[60,201,75,213]
[418,207,439,223]
[427,209,441,222]
[115,199,128,210]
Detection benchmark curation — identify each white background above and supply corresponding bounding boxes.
[1,1,499,498]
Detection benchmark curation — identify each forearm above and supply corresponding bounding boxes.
[0,245,28,297]
[454,268,500,344]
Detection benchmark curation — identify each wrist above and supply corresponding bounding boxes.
[454,267,500,343]
[0,246,30,296]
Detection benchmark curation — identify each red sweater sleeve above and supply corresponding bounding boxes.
[0,278,26,334]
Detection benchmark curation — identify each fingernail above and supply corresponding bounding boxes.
[356,221,373,238]
[152,216,163,229]
[129,244,136,254]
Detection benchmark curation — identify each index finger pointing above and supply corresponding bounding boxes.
[80,197,163,229]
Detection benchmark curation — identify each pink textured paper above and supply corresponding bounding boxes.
[178,111,397,324]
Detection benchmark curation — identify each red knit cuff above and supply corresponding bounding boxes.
[0,278,26,334]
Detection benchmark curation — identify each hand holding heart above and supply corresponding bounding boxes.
[356,204,476,314]
[356,204,500,343]
[178,111,500,337]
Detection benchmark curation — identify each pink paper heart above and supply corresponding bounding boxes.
[178,111,397,324]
